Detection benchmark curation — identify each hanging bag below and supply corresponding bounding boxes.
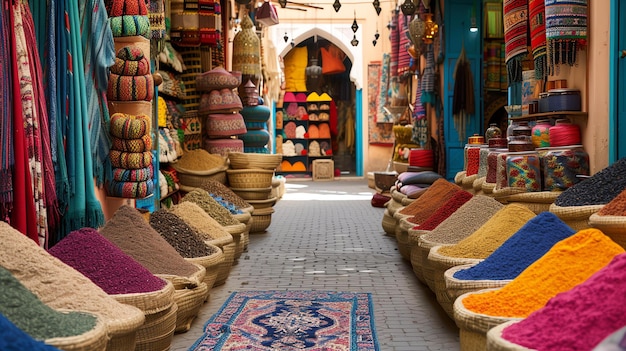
[255,1,279,27]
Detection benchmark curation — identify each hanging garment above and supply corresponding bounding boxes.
[503,0,529,84]
[529,0,547,79]
[0,1,13,221]
[545,0,588,74]
[452,46,475,143]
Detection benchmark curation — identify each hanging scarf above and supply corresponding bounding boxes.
[389,10,400,78]
[545,0,588,75]
[62,0,105,236]
[22,2,60,247]
[0,1,13,220]
[397,14,412,79]
[503,0,528,84]
[421,45,436,105]
[412,78,428,148]
[377,53,392,123]
[9,2,39,244]
[452,47,475,143]
[529,0,547,80]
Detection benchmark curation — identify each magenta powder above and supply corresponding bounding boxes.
[48,228,166,295]
[502,252,626,350]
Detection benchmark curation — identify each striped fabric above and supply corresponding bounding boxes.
[545,0,588,73]
[503,0,528,84]
[529,0,547,79]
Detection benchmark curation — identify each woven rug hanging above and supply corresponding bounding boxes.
[545,0,588,75]
[503,0,529,84]
[529,0,547,80]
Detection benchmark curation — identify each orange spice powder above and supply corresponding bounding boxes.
[461,228,625,318]
[438,204,536,259]
[398,178,463,224]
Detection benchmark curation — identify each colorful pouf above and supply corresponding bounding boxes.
[109,150,153,169]
[106,0,149,17]
[107,73,154,102]
[198,89,243,115]
[203,138,244,157]
[109,15,151,38]
[110,134,152,153]
[204,113,247,138]
[239,129,271,148]
[111,165,153,182]
[109,113,151,139]
[106,179,154,198]
[195,67,242,91]
[240,105,271,123]
[539,145,590,191]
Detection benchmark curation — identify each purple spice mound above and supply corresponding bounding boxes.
[48,228,166,294]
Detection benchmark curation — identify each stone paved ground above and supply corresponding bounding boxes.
[170,179,460,350]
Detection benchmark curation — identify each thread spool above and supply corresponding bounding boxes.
[549,119,581,147]
[531,119,551,148]
[408,149,434,168]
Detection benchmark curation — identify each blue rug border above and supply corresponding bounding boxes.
[188,290,380,351]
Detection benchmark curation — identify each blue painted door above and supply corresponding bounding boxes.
[612,0,626,161]
[443,0,483,179]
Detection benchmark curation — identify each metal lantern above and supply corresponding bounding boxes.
[400,0,416,16]
[422,12,439,44]
[408,14,425,46]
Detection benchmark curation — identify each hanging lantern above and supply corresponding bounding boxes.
[283,32,289,42]
[278,0,287,7]
[232,14,261,79]
[422,12,438,44]
[333,0,341,12]
[351,35,359,47]
[400,0,416,16]
[372,0,381,15]
[408,14,425,46]
[351,12,358,33]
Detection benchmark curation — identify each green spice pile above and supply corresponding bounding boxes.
[182,189,240,226]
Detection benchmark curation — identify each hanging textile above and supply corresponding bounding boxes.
[503,0,528,84]
[529,0,547,80]
[412,78,428,148]
[421,45,436,105]
[397,13,412,79]
[376,53,392,123]
[452,46,475,143]
[389,11,400,78]
[545,0,587,75]
[0,1,13,221]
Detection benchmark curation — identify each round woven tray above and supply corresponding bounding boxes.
[134,303,178,351]
[174,165,228,187]
[408,228,431,284]
[588,213,626,249]
[549,203,604,231]
[250,207,274,233]
[444,264,512,304]
[228,152,283,170]
[45,310,109,351]
[486,321,533,351]
[428,245,483,318]
[227,169,275,188]
[454,291,522,351]
[381,209,397,236]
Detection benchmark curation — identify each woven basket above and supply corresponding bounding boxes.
[223,222,247,261]
[203,239,235,287]
[482,182,496,195]
[408,228,431,284]
[172,281,209,333]
[45,310,109,351]
[419,237,444,291]
[588,213,626,249]
[234,208,253,250]
[454,292,522,351]
[401,196,416,206]
[486,321,533,351]
[247,196,278,210]
[503,191,561,214]
[230,186,272,200]
[250,207,274,233]
[228,152,283,170]
[185,244,224,292]
[549,203,604,231]
[134,303,178,351]
[455,171,466,185]
[174,165,229,187]
[113,279,175,316]
[394,214,414,261]
[444,264,512,304]
[473,177,485,195]
[428,245,483,318]
[381,209,397,236]
[227,169,274,188]
[462,174,478,195]
[390,188,406,206]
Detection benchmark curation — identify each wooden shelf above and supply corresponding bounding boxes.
[509,111,587,121]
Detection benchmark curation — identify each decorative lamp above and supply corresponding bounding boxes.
[422,13,438,44]
[278,0,287,7]
[400,0,416,16]
[351,35,359,47]
[408,14,425,46]
[333,0,341,12]
[283,32,289,42]
[372,0,381,15]
[352,12,358,33]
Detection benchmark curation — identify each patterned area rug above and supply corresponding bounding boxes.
[189,290,379,351]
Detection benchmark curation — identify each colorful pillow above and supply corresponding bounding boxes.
[320,45,345,75]
[283,46,308,92]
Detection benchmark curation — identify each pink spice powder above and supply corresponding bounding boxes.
[502,253,626,351]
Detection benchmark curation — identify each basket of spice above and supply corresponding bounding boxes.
[48,228,178,351]
[588,188,626,249]
[428,204,536,318]
[418,196,504,292]
[172,149,228,187]
[226,168,275,189]
[0,221,146,351]
[453,229,624,351]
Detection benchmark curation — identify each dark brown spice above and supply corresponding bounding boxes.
[149,209,217,258]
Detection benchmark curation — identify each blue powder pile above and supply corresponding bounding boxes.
[0,314,61,351]
[453,212,576,280]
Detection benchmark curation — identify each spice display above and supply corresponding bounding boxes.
[421,195,504,245]
[210,195,244,214]
[540,146,589,191]
[48,228,166,294]
[598,189,626,215]
[501,252,626,350]
[0,313,62,351]
[453,212,575,280]
[477,147,491,178]
[438,204,536,259]
[175,149,226,171]
[465,146,481,176]
[99,205,200,277]
[495,151,509,189]
[169,201,232,242]
[399,178,462,224]
[462,229,625,318]
[409,190,473,229]
[555,157,626,206]
[182,189,240,226]
[149,209,217,258]
[0,266,98,340]
[486,149,507,184]
[199,179,251,209]
[506,151,542,191]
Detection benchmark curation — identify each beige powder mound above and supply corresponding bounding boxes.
[0,221,145,338]
[169,202,233,244]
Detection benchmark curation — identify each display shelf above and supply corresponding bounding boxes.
[509,111,587,121]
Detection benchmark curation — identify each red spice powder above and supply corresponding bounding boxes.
[48,228,166,295]
[399,178,462,225]
[598,189,626,216]
[409,190,473,229]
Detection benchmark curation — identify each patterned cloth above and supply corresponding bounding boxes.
[503,0,529,83]
[545,0,588,74]
[397,14,412,78]
[0,1,13,219]
[389,11,400,78]
[529,0,547,79]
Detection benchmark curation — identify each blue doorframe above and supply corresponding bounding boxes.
[443,0,484,179]
[610,0,626,162]
[356,89,363,176]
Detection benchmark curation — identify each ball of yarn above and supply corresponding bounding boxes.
[549,120,580,147]
[109,113,151,139]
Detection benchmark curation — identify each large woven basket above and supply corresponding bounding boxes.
[394,214,414,261]
[444,264,512,304]
[185,244,224,292]
[250,207,274,233]
[502,191,561,214]
[408,228,431,284]
[45,310,109,351]
[173,164,229,187]
[228,152,283,170]
[454,292,522,351]
[134,302,178,351]
[202,239,235,287]
[549,203,604,231]
[223,222,247,261]
[230,186,272,200]
[473,176,486,195]
[227,169,274,188]
[419,237,445,292]
[428,245,483,318]
[462,174,478,195]
[486,321,533,351]
[390,188,407,207]
[588,213,626,249]
[381,209,397,236]
[247,196,278,210]
[157,264,208,333]
[234,208,253,251]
